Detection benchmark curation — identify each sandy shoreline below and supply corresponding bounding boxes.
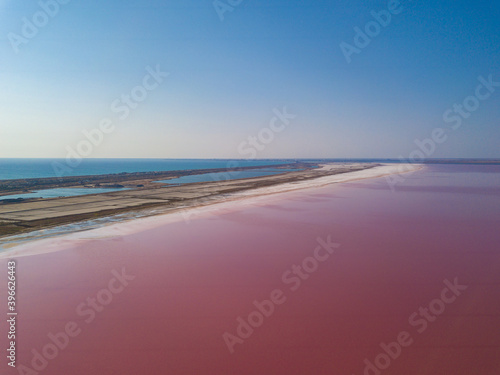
[0,163,422,258]
[0,162,360,238]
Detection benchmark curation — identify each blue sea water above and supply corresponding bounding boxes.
[0,159,291,180]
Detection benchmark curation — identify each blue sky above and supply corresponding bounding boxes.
[1,0,499,159]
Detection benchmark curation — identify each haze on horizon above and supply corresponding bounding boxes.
[1,0,499,160]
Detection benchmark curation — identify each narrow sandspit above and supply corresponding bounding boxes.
[0,162,334,238]
[230,163,422,198]
[0,163,421,256]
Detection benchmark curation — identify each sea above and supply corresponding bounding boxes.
[0,158,293,180]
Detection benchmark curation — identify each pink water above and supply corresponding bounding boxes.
[1,164,499,374]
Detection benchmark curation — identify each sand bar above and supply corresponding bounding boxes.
[0,163,421,255]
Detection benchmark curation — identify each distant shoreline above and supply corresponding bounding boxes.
[0,162,311,196]
[0,157,497,183]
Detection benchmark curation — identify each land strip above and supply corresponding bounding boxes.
[0,163,376,238]
[0,162,310,196]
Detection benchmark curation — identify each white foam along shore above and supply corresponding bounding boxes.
[0,163,422,258]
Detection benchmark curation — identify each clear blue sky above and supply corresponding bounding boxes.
[1,0,499,159]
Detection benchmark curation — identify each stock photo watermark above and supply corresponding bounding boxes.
[6,260,17,368]
[222,235,340,354]
[15,268,134,374]
[8,0,71,54]
[237,107,296,159]
[340,0,403,64]
[213,0,243,22]
[386,73,500,191]
[355,277,467,375]
[181,106,296,223]
[51,65,169,178]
